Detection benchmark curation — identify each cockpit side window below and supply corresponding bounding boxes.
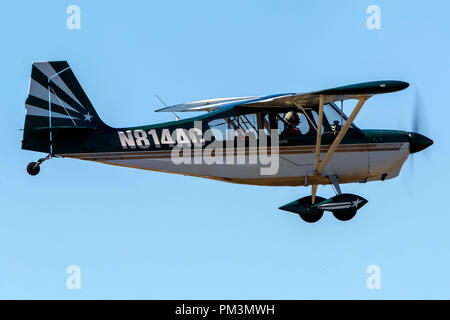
[208,113,260,141]
[322,103,358,134]
[311,110,324,135]
[276,111,311,136]
[207,103,356,141]
[323,103,343,133]
[260,108,321,137]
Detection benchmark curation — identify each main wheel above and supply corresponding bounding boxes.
[299,210,323,223]
[27,162,40,176]
[332,208,357,221]
[297,196,326,223]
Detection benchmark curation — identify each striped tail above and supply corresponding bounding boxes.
[22,61,109,154]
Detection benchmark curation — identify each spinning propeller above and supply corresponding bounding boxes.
[408,89,433,170]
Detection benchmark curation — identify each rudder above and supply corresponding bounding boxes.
[22,61,108,154]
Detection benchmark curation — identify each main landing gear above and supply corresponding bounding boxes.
[278,173,369,223]
[296,196,326,223]
[332,207,358,222]
[279,193,368,223]
[279,175,368,223]
[26,154,52,176]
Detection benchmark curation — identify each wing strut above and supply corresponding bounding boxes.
[316,97,368,174]
[310,96,369,204]
[313,95,325,172]
[310,95,324,204]
[294,102,318,132]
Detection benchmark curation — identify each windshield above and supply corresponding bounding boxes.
[324,102,358,130]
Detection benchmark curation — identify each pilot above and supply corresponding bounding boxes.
[281,111,302,137]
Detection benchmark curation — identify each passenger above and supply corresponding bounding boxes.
[281,111,302,137]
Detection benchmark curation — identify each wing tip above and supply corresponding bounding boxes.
[316,80,410,96]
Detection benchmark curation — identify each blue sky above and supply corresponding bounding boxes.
[0,0,449,299]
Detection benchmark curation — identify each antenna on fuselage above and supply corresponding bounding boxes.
[155,94,180,121]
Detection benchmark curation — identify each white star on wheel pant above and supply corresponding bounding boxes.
[352,198,363,208]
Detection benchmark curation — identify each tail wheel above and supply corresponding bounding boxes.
[297,196,326,223]
[26,162,40,176]
[332,208,357,221]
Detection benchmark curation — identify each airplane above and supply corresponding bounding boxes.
[22,61,433,223]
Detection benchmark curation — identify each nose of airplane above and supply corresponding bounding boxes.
[408,132,433,153]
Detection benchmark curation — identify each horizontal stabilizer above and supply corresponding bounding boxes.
[33,126,95,132]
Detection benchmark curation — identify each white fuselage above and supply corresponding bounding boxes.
[63,142,409,186]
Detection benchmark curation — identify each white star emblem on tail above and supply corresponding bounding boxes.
[84,112,93,122]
